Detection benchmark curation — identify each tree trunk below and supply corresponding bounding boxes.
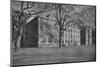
[88,29,90,45]
[59,25,62,48]
[16,35,22,49]
[13,40,17,52]
[58,5,62,48]
[15,26,24,51]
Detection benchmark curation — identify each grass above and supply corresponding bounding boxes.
[11,45,96,66]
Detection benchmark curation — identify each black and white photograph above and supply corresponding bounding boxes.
[11,0,96,66]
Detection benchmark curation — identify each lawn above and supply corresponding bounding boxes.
[11,45,96,66]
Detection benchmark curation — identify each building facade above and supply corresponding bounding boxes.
[38,16,81,47]
[63,22,81,46]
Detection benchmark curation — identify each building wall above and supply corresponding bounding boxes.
[80,27,86,45]
[38,17,59,47]
[63,22,80,46]
[92,30,96,44]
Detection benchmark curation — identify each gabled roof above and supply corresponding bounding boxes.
[26,15,38,24]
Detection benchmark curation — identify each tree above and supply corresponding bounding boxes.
[54,4,74,47]
[11,1,54,51]
[70,6,96,45]
[83,7,96,45]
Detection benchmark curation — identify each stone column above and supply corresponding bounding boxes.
[86,28,89,45]
[89,29,92,45]
[86,27,92,45]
